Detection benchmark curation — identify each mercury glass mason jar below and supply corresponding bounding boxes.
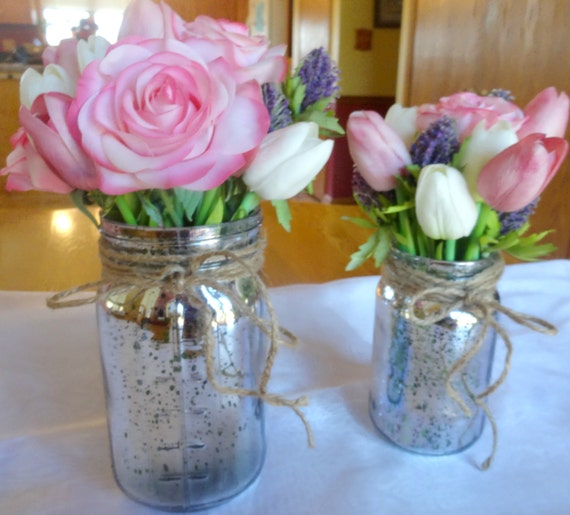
[369,249,501,456]
[96,211,267,511]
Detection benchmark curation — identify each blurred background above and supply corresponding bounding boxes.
[1,0,569,258]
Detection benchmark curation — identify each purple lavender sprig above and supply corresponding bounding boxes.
[297,47,341,111]
[352,169,396,215]
[410,116,460,167]
[487,88,515,102]
[262,83,293,132]
[498,198,539,236]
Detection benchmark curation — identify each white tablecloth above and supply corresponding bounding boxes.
[1,261,570,515]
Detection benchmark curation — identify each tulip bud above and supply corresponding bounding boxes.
[385,103,418,148]
[20,64,75,109]
[347,110,411,192]
[416,164,478,240]
[242,121,333,200]
[459,120,518,197]
[518,87,570,139]
[478,134,569,212]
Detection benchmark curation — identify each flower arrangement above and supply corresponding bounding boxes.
[345,88,569,267]
[1,0,343,231]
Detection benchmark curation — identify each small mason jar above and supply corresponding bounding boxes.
[369,249,501,456]
[96,211,267,511]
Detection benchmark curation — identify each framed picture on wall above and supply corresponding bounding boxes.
[374,0,403,28]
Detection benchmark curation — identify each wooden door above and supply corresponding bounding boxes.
[168,0,248,23]
[397,0,570,258]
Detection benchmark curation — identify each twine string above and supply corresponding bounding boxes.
[382,253,557,470]
[47,234,314,448]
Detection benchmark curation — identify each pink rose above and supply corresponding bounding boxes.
[1,128,74,193]
[347,110,411,191]
[517,87,570,139]
[477,134,568,212]
[178,16,287,84]
[119,0,286,85]
[73,38,270,194]
[417,92,525,140]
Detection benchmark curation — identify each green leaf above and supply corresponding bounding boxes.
[290,82,307,115]
[195,187,220,225]
[231,191,260,221]
[451,136,471,170]
[297,110,345,136]
[174,188,203,223]
[502,230,556,261]
[159,190,183,227]
[342,215,377,229]
[70,190,99,227]
[272,199,292,232]
[345,227,393,270]
[205,195,225,225]
[345,229,381,271]
[114,194,138,225]
[382,201,415,214]
[372,228,392,267]
[138,193,164,226]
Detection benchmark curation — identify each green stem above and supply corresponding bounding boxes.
[464,203,490,261]
[395,182,416,255]
[444,239,457,261]
[159,190,183,227]
[231,191,260,221]
[115,195,137,225]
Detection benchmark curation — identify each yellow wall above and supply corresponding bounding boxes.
[338,0,400,97]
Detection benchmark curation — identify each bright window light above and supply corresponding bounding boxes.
[43,7,123,46]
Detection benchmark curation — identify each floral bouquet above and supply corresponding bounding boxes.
[1,0,343,231]
[349,88,569,469]
[345,88,569,267]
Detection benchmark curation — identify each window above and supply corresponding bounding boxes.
[43,7,124,46]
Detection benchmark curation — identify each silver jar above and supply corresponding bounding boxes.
[96,211,267,511]
[369,249,500,456]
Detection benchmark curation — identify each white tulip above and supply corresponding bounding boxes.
[243,122,334,200]
[385,103,418,148]
[458,120,518,197]
[77,35,110,71]
[415,164,478,240]
[20,64,75,109]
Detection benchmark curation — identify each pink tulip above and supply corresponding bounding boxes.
[73,38,269,194]
[1,128,74,193]
[347,110,411,191]
[517,87,570,139]
[42,38,82,84]
[477,134,568,212]
[18,93,98,191]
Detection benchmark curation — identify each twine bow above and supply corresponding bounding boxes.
[383,253,557,470]
[48,234,315,448]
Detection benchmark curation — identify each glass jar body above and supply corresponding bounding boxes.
[96,212,267,511]
[369,250,500,455]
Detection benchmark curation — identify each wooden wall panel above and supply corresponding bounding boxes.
[398,0,570,259]
[168,0,248,23]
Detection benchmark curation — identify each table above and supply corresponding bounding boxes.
[1,192,570,514]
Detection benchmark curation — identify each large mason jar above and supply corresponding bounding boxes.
[96,211,267,511]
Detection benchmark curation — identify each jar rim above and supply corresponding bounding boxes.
[389,247,503,278]
[99,208,262,242]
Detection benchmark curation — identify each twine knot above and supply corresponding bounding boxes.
[47,232,314,448]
